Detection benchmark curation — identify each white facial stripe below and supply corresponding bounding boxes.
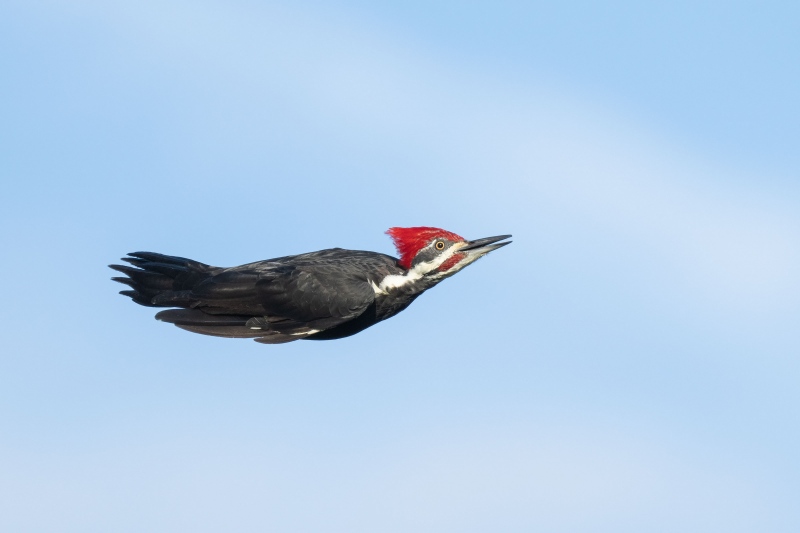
[372,243,467,294]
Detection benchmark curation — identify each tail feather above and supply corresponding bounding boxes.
[130,261,191,278]
[127,251,201,266]
[109,252,218,307]
[109,264,175,290]
[110,252,309,344]
[120,257,148,267]
[118,289,160,307]
[111,276,135,288]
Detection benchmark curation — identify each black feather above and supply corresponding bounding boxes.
[111,248,408,343]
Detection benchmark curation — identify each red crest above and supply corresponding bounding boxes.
[386,227,465,269]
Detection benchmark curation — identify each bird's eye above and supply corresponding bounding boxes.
[435,241,445,250]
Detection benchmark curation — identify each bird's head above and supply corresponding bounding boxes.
[386,226,512,280]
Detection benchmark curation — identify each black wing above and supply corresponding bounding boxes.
[165,264,376,342]
[113,249,395,343]
[256,264,375,323]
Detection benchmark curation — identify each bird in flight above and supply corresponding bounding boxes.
[110,227,511,344]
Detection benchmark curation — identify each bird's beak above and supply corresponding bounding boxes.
[459,234,513,254]
[432,234,512,276]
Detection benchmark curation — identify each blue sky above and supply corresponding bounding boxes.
[2,1,799,531]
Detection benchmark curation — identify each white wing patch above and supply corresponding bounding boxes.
[291,329,319,336]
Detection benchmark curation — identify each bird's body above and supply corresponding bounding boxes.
[110,227,511,343]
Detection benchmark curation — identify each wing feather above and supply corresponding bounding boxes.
[119,249,398,341]
[174,262,376,333]
[255,264,374,324]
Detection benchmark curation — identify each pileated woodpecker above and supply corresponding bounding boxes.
[110,227,511,344]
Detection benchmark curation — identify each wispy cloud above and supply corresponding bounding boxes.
[53,0,799,317]
[0,415,776,532]
[3,2,797,531]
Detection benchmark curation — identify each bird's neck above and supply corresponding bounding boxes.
[371,265,438,297]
